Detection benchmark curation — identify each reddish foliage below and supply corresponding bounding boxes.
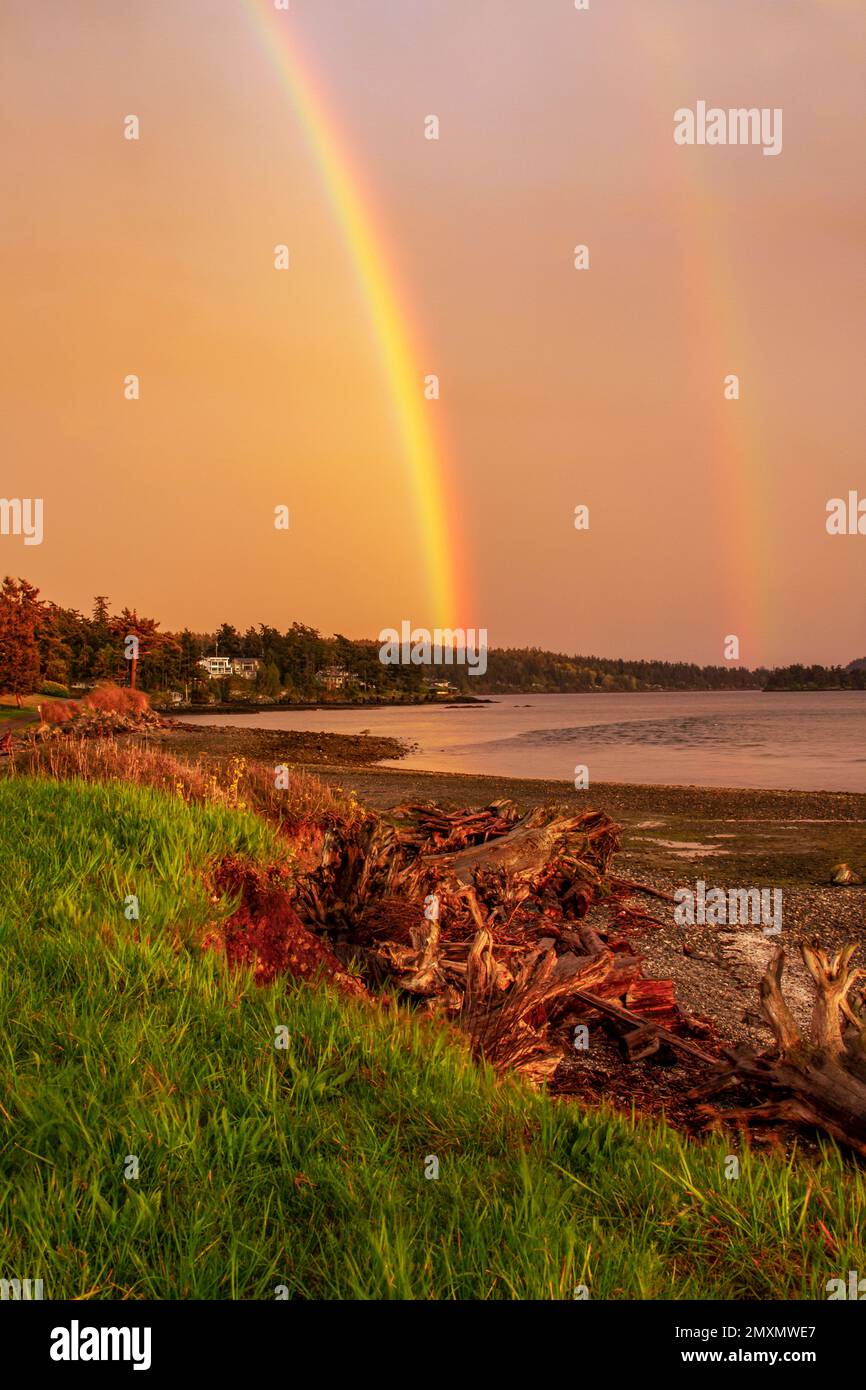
[281,821,327,871]
[211,857,367,993]
[0,577,41,704]
[84,684,150,717]
[40,699,82,723]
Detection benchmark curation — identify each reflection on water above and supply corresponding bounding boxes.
[179,691,866,792]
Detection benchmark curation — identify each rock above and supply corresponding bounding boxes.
[830,863,863,886]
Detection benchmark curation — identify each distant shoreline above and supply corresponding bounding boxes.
[153,696,490,715]
[152,686,866,717]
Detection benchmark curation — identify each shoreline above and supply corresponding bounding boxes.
[14,714,866,1144]
[138,722,866,883]
[133,719,866,1071]
[148,719,866,809]
[303,761,866,1064]
[154,687,866,712]
[153,696,489,715]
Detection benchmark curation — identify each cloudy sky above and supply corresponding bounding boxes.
[2,0,864,664]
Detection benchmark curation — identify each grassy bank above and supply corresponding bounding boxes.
[1,774,864,1299]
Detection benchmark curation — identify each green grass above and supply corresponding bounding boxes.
[0,706,37,731]
[0,776,864,1299]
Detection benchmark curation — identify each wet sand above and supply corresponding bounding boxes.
[139,720,408,768]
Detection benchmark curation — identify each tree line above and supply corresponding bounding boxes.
[1,576,863,704]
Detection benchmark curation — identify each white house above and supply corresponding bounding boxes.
[197,656,233,678]
[316,665,353,691]
[197,656,261,680]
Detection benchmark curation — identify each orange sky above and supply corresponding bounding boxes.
[2,0,864,664]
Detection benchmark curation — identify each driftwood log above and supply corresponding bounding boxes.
[694,942,866,1155]
[293,801,707,1084]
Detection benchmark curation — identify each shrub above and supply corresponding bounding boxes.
[39,680,71,698]
[39,699,81,723]
[83,684,150,717]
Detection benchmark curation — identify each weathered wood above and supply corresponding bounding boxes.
[621,1022,662,1061]
[569,988,719,1064]
[461,945,620,1075]
[402,914,442,994]
[756,944,801,1053]
[801,942,865,1054]
[577,922,607,956]
[610,876,678,905]
[720,1050,866,1152]
[625,977,680,1029]
[292,798,706,1090]
[703,942,866,1155]
[425,819,561,885]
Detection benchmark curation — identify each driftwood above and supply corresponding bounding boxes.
[610,876,678,905]
[694,942,866,1155]
[426,815,563,884]
[289,798,866,1155]
[569,988,719,1065]
[292,800,708,1084]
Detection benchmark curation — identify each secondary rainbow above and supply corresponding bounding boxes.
[632,13,775,654]
[245,0,466,626]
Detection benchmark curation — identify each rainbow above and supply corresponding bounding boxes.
[629,14,774,654]
[671,174,773,650]
[245,0,466,626]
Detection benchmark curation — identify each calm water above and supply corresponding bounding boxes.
[179,691,866,792]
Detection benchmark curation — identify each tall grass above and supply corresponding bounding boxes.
[0,776,864,1298]
[5,734,361,836]
[38,682,152,724]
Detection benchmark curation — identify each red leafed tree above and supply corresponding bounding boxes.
[0,576,42,706]
[108,608,177,689]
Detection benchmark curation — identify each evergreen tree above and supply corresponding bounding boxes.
[0,576,41,705]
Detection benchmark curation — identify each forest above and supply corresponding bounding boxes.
[1,576,864,703]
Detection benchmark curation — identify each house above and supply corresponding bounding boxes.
[316,665,353,692]
[196,656,261,680]
[426,678,459,698]
[197,656,233,678]
[231,658,260,679]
